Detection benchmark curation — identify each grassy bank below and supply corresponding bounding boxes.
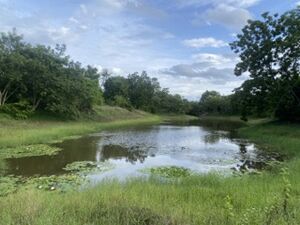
[0,116,300,224]
[0,106,160,149]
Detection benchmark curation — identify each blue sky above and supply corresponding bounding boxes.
[0,0,299,99]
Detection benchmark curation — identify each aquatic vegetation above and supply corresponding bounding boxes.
[26,174,85,192]
[142,166,193,178]
[63,161,115,174]
[0,174,87,196]
[0,176,21,196]
[0,144,61,159]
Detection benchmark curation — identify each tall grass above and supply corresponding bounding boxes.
[0,173,299,225]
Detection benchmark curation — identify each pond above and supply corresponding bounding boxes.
[1,120,280,180]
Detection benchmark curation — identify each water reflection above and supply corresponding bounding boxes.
[1,120,276,177]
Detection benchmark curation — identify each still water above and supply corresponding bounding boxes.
[1,120,276,179]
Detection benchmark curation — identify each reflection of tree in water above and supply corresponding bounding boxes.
[99,144,149,164]
[203,133,220,144]
[236,143,270,171]
[203,131,229,144]
[191,120,244,131]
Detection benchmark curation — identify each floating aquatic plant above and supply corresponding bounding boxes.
[27,174,85,192]
[0,144,61,159]
[63,161,114,175]
[142,166,193,178]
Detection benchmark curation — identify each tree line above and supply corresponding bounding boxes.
[0,30,191,119]
[103,72,190,114]
[1,7,299,121]
[0,30,102,118]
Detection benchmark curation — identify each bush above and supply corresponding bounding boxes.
[0,101,33,119]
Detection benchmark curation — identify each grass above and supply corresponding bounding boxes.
[0,106,160,149]
[0,115,300,224]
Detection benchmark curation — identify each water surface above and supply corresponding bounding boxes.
[1,120,277,179]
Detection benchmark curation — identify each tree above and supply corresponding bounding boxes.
[103,76,129,105]
[127,71,160,110]
[0,30,26,106]
[100,69,112,87]
[230,8,300,120]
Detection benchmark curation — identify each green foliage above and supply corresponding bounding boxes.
[0,30,104,118]
[189,91,237,116]
[0,100,32,119]
[113,95,132,109]
[104,76,129,105]
[103,73,190,114]
[230,8,300,120]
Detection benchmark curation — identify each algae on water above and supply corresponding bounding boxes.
[142,166,193,178]
[0,144,61,159]
[63,161,115,174]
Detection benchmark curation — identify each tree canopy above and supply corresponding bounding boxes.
[0,30,103,118]
[230,7,300,120]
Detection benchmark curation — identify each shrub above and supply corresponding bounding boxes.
[0,101,33,119]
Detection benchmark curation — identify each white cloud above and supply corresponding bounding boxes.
[158,52,244,98]
[176,0,260,8]
[183,37,227,48]
[191,53,237,67]
[69,17,79,24]
[80,4,88,14]
[179,0,257,29]
[200,4,252,29]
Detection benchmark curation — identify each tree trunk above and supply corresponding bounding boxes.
[32,96,41,111]
[0,89,8,106]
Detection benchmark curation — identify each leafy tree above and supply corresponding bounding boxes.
[127,71,160,111]
[230,8,300,120]
[0,30,103,118]
[0,30,26,106]
[103,76,129,105]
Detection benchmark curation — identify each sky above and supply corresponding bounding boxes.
[0,0,299,100]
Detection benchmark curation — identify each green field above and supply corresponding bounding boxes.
[0,114,299,225]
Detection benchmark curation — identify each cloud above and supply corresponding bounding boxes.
[178,0,258,29]
[183,37,227,48]
[176,0,259,8]
[191,53,237,66]
[197,4,252,29]
[0,0,253,99]
[80,4,88,14]
[160,53,243,86]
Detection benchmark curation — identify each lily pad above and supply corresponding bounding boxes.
[142,166,193,178]
[26,174,85,192]
[63,161,114,174]
[0,144,61,159]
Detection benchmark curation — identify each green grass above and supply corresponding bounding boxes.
[0,115,300,224]
[0,106,160,148]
